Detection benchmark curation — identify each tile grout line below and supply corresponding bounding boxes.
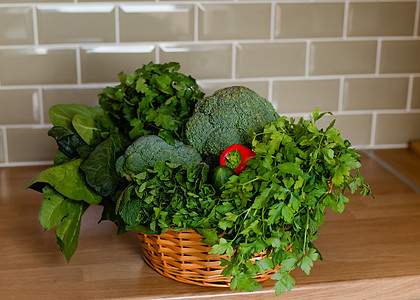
[406,75,414,111]
[115,4,120,44]
[194,4,199,42]
[362,149,420,194]
[338,76,344,113]
[1,36,419,52]
[305,41,311,77]
[75,47,82,85]
[268,78,273,107]
[369,111,377,148]
[37,87,45,125]
[414,0,420,36]
[375,39,382,75]
[1,127,8,164]
[155,43,160,63]
[0,73,418,90]
[270,1,276,41]
[32,5,39,46]
[342,1,349,39]
[231,42,237,80]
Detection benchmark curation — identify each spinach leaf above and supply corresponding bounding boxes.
[48,126,86,158]
[72,113,102,145]
[49,104,98,130]
[24,159,102,205]
[38,185,89,262]
[38,185,68,230]
[56,200,88,262]
[81,134,129,197]
[53,150,73,166]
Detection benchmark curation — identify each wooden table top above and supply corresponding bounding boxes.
[1,149,420,299]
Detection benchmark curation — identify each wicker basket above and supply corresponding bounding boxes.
[137,229,276,287]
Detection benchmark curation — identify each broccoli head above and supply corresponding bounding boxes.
[116,135,202,180]
[185,86,279,156]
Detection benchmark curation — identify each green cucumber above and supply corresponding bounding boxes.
[211,165,236,193]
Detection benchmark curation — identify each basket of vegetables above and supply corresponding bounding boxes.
[25,62,372,296]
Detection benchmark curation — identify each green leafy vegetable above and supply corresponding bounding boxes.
[214,108,372,295]
[81,133,129,197]
[24,159,102,205]
[117,162,218,233]
[38,185,69,230]
[48,126,87,158]
[55,199,88,262]
[39,186,89,262]
[98,61,204,144]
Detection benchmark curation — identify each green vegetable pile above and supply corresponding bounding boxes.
[25,61,372,296]
[99,61,204,145]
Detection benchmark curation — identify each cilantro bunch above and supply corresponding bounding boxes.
[206,109,372,295]
[99,62,204,145]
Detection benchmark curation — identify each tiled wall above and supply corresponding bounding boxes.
[0,0,420,166]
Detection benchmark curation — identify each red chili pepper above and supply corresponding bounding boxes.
[220,144,256,174]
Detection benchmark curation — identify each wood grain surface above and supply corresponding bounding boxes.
[1,150,419,299]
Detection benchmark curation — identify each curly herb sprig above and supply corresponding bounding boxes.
[208,108,372,295]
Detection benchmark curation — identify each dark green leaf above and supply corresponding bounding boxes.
[81,134,129,197]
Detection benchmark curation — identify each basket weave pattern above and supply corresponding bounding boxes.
[137,229,276,287]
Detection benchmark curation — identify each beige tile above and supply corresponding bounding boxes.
[348,2,416,37]
[343,78,409,111]
[43,88,103,124]
[310,41,377,75]
[375,113,420,145]
[0,89,40,125]
[198,81,269,99]
[316,114,373,146]
[236,43,306,78]
[119,4,194,42]
[0,7,34,45]
[198,3,271,40]
[159,44,232,80]
[37,5,115,44]
[272,80,339,114]
[275,3,344,38]
[0,48,77,85]
[380,40,420,73]
[79,0,149,1]
[80,45,155,83]
[411,77,420,109]
[0,130,4,163]
[0,0,69,2]
[6,127,56,162]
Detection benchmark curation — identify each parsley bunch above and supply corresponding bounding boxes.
[99,62,204,145]
[208,109,372,295]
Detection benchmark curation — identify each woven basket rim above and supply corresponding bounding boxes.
[137,229,278,287]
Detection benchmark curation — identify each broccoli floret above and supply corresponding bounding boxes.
[116,135,202,180]
[185,86,279,156]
